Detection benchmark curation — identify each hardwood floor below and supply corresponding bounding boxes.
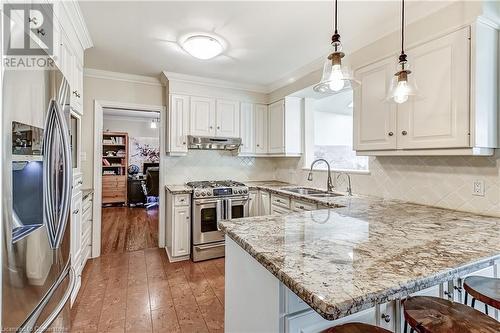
[101,206,158,255]
[70,248,225,333]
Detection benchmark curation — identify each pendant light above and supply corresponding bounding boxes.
[387,0,418,104]
[313,0,358,94]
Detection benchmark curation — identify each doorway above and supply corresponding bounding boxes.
[92,101,165,258]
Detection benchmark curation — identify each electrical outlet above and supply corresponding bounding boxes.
[472,180,485,196]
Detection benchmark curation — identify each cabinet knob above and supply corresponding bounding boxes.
[388,132,394,136]
[256,144,260,147]
[381,313,391,323]
[209,126,213,129]
[299,205,304,209]
[217,126,220,129]
[186,216,190,220]
[183,141,186,145]
[402,130,408,136]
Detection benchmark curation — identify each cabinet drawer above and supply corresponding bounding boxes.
[271,194,290,209]
[271,205,291,215]
[291,199,317,212]
[174,194,190,206]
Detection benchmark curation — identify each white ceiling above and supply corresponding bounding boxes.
[80,1,453,90]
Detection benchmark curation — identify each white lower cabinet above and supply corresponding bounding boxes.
[80,192,93,269]
[173,206,190,257]
[259,191,271,215]
[70,190,82,305]
[166,191,192,261]
[248,190,259,217]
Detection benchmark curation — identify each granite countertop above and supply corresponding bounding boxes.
[218,196,500,321]
[165,184,193,194]
[245,180,353,208]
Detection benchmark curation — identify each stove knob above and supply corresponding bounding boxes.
[201,192,206,197]
[243,189,248,194]
[195,192,200,197]
[237,189,242,194]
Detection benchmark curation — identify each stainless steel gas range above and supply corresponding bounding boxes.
[186,180,249,261]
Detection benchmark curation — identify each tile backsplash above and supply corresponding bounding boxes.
[165,150,500,217]
[274,154,500,217]
[164,150,276,184]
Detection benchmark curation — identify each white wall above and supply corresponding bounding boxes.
[81,71,165,188]
[103,116,159,139]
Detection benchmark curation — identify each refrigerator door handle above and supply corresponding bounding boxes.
[43,91,72,249]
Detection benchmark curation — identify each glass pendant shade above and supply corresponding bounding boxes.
[313,52,358,93]
[387,62,418,104]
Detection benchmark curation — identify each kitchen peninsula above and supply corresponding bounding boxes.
[219,192,500,332]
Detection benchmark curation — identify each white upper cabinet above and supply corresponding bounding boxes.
[254,104,269,154]
[190,96,216,136]
[216,99,240,138]
[268,97,302,156]
[168,94,190,154]
[240,102,255,154]
[354,23,498,156]
[397,27,470,150]
[354,58,397,151]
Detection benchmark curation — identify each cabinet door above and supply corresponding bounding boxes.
[397,27,470,149]
[190,96,216,136]
[70,59,83,115]
[254,104,268,154]
[71,192,83,272]
[240,102,255,154]
[216,99,240,138]
[248,190,259,217]
[268,100,285,154]
[173,206,190,257]
[259,191,270,215]
[169,94,190,153]
[353,58,397,151]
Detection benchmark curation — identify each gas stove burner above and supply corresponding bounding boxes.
[186,180,248,198]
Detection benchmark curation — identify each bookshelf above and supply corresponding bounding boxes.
[102,132,128,205]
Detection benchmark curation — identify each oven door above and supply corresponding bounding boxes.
[192,198,224,245]
[226,196,250,220]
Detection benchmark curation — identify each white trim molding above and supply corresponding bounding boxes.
[84,68,163,87]
[163,71,268,93]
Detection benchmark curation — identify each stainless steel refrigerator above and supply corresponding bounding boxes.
[2,64,74,331]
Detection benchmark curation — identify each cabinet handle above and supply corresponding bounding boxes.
[402,130,408,136]
[388,132,394,136]
[444,291,453,299]
[453,286,463,293]
[37,28,45,36]
[381,314,391,323]
[72,209,79,215]
[299,205,304,209]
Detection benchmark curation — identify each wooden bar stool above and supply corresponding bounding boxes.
[403,296,500,333]
[321,323,392,333]
[463,276,500,315]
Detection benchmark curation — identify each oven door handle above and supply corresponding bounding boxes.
[216,200,223,226]
[225,198,232,220]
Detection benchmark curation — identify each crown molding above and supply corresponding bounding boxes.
[62,1,93,50]
[85,68,162,86]
[162,71,268,94]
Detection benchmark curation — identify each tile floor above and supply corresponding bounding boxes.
[70,248,224,332]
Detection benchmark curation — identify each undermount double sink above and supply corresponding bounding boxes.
[279,187,343,198]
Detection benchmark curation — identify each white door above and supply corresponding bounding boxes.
[190,96,216,136]
[248,190,259,216]
[397,27,470,149]
[268,100,285,154]
[169,94,190,153]
[254,104,268,154]
[353,57,397,151]
[216,99,240,138]
[240,102,255,154]
[173,206,190,257]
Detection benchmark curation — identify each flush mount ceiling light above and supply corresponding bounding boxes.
[180,34,224,60]
[387,0,418,104]
[313,0,359,94]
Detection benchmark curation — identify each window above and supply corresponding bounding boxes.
[304,89,368,171]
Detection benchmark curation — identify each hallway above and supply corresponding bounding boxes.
[70,248,225,332]
[101,206,158,255]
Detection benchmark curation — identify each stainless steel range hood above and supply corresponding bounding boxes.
[187,135,242,151]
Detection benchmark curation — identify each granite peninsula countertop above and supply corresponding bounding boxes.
[218,196,500,321]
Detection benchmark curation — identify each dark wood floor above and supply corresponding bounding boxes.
[101,206,158,255]
[70,248,225,333]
